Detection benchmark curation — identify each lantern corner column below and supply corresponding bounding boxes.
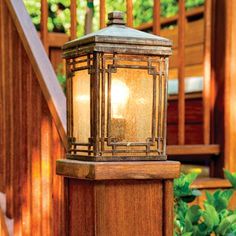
[56,159,180,236]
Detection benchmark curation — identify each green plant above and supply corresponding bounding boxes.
[56,63,66,93]
[174,170,236,236]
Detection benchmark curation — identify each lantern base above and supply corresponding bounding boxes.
[66,153,167,162]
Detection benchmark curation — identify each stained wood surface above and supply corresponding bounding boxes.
[40,0,49,53]
[126,0,133,27]
[167,144,220,155]
[0,0,67,235]
[68,179,170,236]
[212,0,236,175]
[4,0,67,146]
[0,208,8,236]
[57,160,180,180]
[178,0,186,145]
[100,0,106,28]
[70,0,77,40]
[153,0,161,35]
[203,0,212,145]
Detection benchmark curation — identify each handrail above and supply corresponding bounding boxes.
[4,0,67,147]
[136,6,204,31]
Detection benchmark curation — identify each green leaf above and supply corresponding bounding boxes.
[216,214,236,235]
[186,205,201,224]
[182,233,192,236]
[205,191,214,205]
[202,204,219,231]
[224,169,236,189]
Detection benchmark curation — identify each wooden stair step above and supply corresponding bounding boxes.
[167,144,220,156]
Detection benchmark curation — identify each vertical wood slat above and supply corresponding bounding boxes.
[0,0,67,235]
[70,0,77,40]
[21,47,31,236]
[126,0,133,27]
[100,0,106,29]
[0,0,6,193]
[223,0,236,173]
[13,33,23,236]
[203,0,212,145]
[153,0,161,35]
[163,180,174,236]
[30,70,42,236]
[5,7,14,219]
[177,0,186,145]
[41,101,53,236]
[0,208,9,236]
[40,0,49,54]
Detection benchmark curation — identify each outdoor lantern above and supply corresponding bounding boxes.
[62,11,172,161]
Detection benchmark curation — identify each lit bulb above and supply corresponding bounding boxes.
[111,79,130,119]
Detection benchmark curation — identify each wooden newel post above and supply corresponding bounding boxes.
[57,160,180,235]
[57,11,180,235]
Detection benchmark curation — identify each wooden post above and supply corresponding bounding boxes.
[153,0,161,35]
[57,160,180,236]
[100,0,106,29]
[177,0,186,145]
[203,0,212,145]
[126,0,133,27]
[70,0,77,40]
[40,0,48,54]
[212,0,236,174]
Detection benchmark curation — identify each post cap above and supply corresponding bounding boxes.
[107,11,125,26]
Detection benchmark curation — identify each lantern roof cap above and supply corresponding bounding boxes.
[62,11,172,57]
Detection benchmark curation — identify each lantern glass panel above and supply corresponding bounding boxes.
[103,54,166,149]
[109,68,153,143]
[72,62,90,143]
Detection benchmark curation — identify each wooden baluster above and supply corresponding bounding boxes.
[178,0,186,145]
[70,0,77,40]
[84,0,94,35]
[153,0,161,35]
[40,0,49,54]
[100,0,106,29]
[126,0,133,27]
[203,0,212,145]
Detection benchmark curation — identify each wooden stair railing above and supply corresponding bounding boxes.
[0,0,67,235]
[0,207,9,236]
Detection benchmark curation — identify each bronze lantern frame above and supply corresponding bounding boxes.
[62,11,172,161]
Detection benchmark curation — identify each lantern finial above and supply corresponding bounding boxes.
[107,11,125,26]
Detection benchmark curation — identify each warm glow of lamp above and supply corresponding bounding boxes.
[111,79,130,119]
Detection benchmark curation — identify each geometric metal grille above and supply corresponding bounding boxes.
[66,53,169,161]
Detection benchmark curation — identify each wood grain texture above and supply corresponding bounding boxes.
[163,180,174,236]
[0,0,6,193]
[0,207,9,236]
[70,0,77,40]
[212,0,236,175]
[178,0,186,145]
[40,0,49,53]
[68,179,166,236]
[153,0,161,35]
[100,0,106,28]
[223,0,236,173]
[203,0,212,145]
[126,0,133,27]
[57,160,180,180]
[0,1,67,235]
[4,0,67,146]
[167,144,220,155]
